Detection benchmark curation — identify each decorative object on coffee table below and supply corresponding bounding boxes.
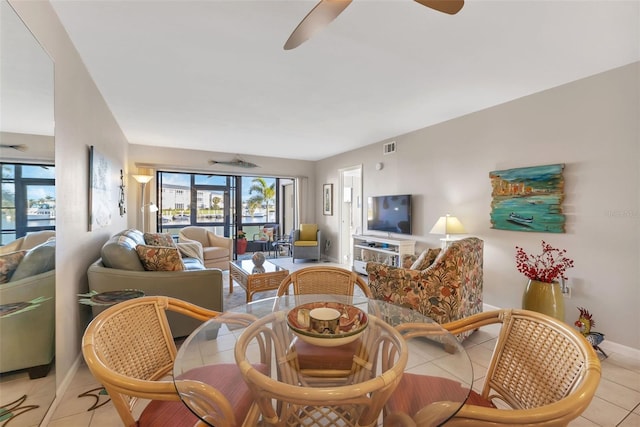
[252,252,265,267]
[516,240,574,321]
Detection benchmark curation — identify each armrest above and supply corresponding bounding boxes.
[207,232,232,250]
[0,269,55,304]
[87,262,222,310]
[88,261,224,337]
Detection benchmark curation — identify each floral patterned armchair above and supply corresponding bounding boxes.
[366,237,483,342]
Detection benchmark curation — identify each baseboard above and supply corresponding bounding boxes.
[481,303,640,359]
[40,353,83,426]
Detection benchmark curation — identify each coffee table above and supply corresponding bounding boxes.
[228,259,289,302]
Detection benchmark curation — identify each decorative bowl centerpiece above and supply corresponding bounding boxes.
[286,301,368,347]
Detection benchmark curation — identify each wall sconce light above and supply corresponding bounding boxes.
[118,169,126,217]
[132,174,157,232]
[430,214,466,248]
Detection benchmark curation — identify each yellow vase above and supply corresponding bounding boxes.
[522,279,565,321]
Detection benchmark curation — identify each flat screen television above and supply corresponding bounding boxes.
[367,194,412,235]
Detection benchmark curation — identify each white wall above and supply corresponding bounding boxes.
[127,144,316,230]
[317,62,640,349]
[11,0,130,391]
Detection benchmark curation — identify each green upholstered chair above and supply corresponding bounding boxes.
[291,224,321,262]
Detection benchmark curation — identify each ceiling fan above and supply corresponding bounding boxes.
[284,0,465,50]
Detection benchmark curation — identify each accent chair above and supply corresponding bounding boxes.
[291,223,321,262]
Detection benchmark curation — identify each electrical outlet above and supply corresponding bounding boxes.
[562,286,572,298]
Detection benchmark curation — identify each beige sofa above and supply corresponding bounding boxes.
[0,234,55,378]
[0,230,55,255]
[87,228,223,337]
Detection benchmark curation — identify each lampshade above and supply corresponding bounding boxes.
[132,174,153,184]
[142,203,159,213]
[430,214,466,236]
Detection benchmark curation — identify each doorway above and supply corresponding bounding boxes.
[339,165,362,266]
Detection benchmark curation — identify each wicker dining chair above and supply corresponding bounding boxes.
[82,296,257,427]
[276,265,373,298]
[235,310,408,427]
[276,266,373,379]
[384,309,602,427]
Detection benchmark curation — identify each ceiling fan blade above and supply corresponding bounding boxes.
[414,0,464,15]
[284,0,353,50]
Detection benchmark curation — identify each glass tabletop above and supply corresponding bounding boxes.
[173,294,474,426]
[229,258,285,275]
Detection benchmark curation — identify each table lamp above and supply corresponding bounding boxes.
[430,214,466,248]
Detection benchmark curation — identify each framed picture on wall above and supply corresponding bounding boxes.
[88,145,114,231]
[489,163,566,233]
[323,183,333,216]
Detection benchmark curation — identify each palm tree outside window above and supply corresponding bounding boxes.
[246,177,276,222]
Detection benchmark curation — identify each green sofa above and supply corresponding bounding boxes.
[87,228,223,337]
[0,235,55,378]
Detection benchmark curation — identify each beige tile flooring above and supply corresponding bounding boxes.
[46,323,640,426]
[3,268,639,426]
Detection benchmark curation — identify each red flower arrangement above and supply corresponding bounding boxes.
[515,240,574,283]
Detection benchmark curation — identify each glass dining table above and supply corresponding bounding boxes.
[173,294,474,426]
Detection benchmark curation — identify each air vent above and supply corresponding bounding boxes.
[383,141,396,155]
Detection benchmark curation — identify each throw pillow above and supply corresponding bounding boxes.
[0,251,27,283]
[136,245,185,271]
[299,224,318,242]
[402,254,417,269]
[10,239,56,281]
[144,232,176,248]
[411,248,442,270]
[262,227,274,242]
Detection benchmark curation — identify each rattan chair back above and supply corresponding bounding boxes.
[235,311,408,427]
[385,309,601,426]
[277,265,373,298]
[82,296,242,427]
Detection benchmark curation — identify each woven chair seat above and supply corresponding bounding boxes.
[384,309,601,427]
[385,374,495,418]
[82,296,260,427]
[139,363,267,426]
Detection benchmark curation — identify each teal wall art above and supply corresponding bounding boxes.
[489,164,565,233]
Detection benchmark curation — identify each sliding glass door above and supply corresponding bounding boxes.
[156,172,295,258]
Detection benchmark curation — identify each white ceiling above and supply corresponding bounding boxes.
[48,0,639,161]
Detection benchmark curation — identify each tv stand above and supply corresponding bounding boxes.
[352,234,416,275]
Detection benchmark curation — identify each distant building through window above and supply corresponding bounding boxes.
[1,162,56,245]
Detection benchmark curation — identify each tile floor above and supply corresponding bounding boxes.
[3,268,639,426]
[42,329,639,427]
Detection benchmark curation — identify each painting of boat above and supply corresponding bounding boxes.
[508,212,533,225]
[489,164,565,233]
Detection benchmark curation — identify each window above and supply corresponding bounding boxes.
[156,171,294,256]
[1,163,55,244]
